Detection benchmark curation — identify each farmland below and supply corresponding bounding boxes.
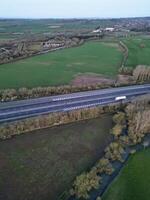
[123,36,150,68]
[0,115,113,200]
[0,41,122,89]
[0,19,124,35]
[102,148,150,200]
[0,17,150,200]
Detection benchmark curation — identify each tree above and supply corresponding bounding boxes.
[133,65,150,82]
[111,124,123,138]
[96,158,114,175]
[113,112,126,125]
[71,172,101,199]
[105,142,125,162]
[96,197,102,200]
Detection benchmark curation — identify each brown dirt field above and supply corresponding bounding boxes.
[0,115,113,200]
[71,73,115,86]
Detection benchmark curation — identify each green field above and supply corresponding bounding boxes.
[123,37,150,68]
[0,115,113,200]
[103,148,150,200]
[0,41,122,89]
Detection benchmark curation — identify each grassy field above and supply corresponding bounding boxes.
[123,37,150,68]
[0,41,122,89]
[102,148,150,200]
[0,115,113,200]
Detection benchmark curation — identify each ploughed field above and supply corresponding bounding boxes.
[102,148,150,200]
[0,115,113,200]
[0,41,122,89]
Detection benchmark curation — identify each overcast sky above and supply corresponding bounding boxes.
[0,0,150,19]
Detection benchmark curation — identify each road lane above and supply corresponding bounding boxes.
[1,84,150,112]
[0,84,149,124]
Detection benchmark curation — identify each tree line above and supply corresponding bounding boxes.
[133,65,150,82]
[0,85,108,102]
[0,83,123,102]
[70,111,127,199]
[125,94,150,145]
[0,103,122,140]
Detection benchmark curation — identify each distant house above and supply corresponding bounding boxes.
[92,26,102,33]
[43,40,64,48]
[92,28,102,33]
[105,27,115,32]
[92,27,115,33]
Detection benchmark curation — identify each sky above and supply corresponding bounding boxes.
[0,0,150,19]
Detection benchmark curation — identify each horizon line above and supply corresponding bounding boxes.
[0,16,150,20]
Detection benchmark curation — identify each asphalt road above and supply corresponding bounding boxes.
[0,84,150,124]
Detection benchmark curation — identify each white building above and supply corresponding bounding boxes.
[92,29,102,33]
[105,27,115,32]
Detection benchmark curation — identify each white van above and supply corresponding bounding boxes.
[115,96,127,101]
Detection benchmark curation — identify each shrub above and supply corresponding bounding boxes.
[96,158,114,175]
[71,172,101,199]
[113,112,126,125]
[105,142,125,162]
[111,124,123,138]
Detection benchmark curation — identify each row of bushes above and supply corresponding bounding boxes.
[70,111,127,199]
[0,84,114,102]
[70,157,115,199]
[70,142,125,199]
[119,41,129,68]
[0,103,122,140]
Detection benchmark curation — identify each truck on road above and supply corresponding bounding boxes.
[115,96,127,101]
